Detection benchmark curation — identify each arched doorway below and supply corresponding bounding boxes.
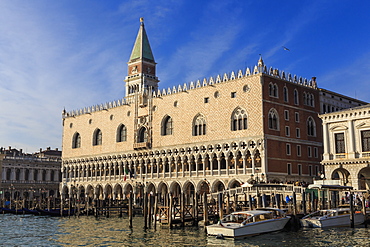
[183,181,195,205]
[331,168,350,186]
[213,180,225,192]
[358,167,370,190]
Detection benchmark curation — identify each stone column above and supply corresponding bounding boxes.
[347,120,356,159]
[322,122,331,160]
[217,157,221,176]
[242,154,246,175]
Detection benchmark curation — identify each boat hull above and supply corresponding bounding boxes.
[206,217,290,238]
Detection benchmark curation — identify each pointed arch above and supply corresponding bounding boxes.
[138,126,148,143]
[72,132,81,149]
[116,124,127,142]
[307,117,316,136]
[268,82,278,97]
[283,86,288,102]
[92,128,102,146]
[268,108,279,130]
[161,115,173,136]
[193,113,206,136]
[231,107,248,131]
[294,89,299,105]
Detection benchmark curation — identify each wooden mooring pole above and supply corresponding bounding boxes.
[180,192,185,227]
[218,192,223,220]
[153,193,158,230]
[169,193,173,229]
[350,192,354,228]
[203,192,208,229]
[148,193,153,228]
[302,191,307,215]
[143,192,148,230]
[129,191,133,229]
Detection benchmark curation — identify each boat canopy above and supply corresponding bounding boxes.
[307,184,353,190]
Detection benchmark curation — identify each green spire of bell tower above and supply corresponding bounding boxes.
[129,17,155,62]
[125,18,159,99]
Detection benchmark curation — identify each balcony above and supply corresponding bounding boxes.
[335,153,346,159]
[361,152,370,158]
[133,142,151,150]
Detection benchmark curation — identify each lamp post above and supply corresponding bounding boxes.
[250,169,265,208]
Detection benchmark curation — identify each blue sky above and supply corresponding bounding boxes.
[1,0,370,153]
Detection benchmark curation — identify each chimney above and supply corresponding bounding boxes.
[47,147,51,151]
[55,148,59,151]
[9,146,11,150]
[20,149,23,154]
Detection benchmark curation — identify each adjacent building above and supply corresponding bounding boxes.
[60,19,366,201]
[320,104,370,190]
[0,147,62,200]
[319,88,367,114]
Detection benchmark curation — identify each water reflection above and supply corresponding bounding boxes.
[55,216,208,246]
[1,214,369,247]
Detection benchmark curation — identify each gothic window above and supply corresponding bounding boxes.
[161,115,173,136]
[307,117,316,136]
[15,169,20,180]
[361,130,370,152]
[93,129,102,146]
[193,114,207,136]
[6,168,11,180]
[34,169,38,180]
[25,169,29,181]
[310,94,314,106]
[138,127,148,143]
[283,86,288,102]
[269,82,278,97]
[269,83,273,96]
[304,92,314,106]
[294,89,299,105]
[231,107,247,131]
[116,124,127,142]
[303,92,307,105]
[42,170,46,181]
[335,133,345,153]
[268,108,279,130]
[72,132,81,149]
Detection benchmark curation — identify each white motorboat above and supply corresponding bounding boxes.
[300,208,365,228]
[206,208,291,238]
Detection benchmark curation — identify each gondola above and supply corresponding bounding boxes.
[0,207,24,214]
[36,208,76,217]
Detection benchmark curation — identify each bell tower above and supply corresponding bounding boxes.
[125,18,159,100]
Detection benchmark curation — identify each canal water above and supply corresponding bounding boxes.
[1,214,369,246]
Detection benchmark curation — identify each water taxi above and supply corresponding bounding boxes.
[206,208,291,238]
[300,208,365,228]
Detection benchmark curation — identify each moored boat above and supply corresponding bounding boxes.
[300,208,365,228]
[1,207,24,214]
[22,208,41,215]
[36,208,75,217]
[206,208,291,238]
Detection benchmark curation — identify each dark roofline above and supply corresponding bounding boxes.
[319,88,368,104]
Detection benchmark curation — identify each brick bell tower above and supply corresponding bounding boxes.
[125,17,159,101]
[125,18,158,150]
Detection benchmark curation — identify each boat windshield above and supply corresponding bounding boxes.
[221,213,251,223]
